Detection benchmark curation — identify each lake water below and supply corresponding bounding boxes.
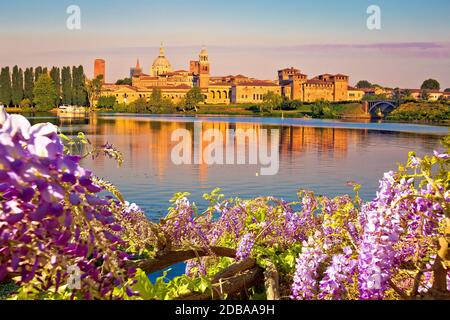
[27,113,448,221]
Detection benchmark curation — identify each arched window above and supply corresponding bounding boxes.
[218,91,222,99]
[223,91,228,99]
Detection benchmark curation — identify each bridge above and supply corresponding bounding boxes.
[363,100,398,117]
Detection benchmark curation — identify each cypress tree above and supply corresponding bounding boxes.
[61,66,72,105]
[0,67,12,106]
[24,68,34,101]
[77,65,87,106]
[50,67,61,106]
[35,66,43,82]
[11,66,24,107]
[71,66,78,105]
[71,65,87,106]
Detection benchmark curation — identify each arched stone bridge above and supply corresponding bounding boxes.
[363,100,398,117]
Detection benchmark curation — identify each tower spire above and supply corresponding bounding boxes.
[159,42,165,57]
[136,58,140,69]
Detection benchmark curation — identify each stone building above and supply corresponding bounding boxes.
[100,45,281,106]
[99,46,360,107]
[278,68,350,102]
[94,59,105,82]
[347,86,365,101]
[130,59,143,78]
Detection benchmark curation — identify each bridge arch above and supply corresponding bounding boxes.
[368,101,397,116]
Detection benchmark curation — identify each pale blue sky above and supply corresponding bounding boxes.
[1,0,449,88]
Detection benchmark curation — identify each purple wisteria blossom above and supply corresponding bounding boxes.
[319,247,357,299]
[236,233,255,261]
[0,110,139,299]
[291,236,327,300]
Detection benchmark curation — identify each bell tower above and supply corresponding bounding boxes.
[198,46,210,89]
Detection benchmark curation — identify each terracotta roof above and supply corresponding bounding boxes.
[141,84,192,90]
[236,81,278,87]
[139,76,159,80]
[307,79,332,85]
[103,84,136,89]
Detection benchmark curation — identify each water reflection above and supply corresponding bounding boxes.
[27,113,446,220]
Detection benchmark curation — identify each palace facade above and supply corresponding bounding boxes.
[100,45,363,105]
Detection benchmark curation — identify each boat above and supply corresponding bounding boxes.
[57,105,87,118]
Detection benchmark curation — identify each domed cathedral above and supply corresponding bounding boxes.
[100,43,358,108]
[151,43,172,77]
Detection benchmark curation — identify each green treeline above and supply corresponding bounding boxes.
[0,65,88,111]
[387,102,450,122]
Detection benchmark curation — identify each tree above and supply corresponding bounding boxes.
[72,65,87,106]
[35,66,43,82]
[97,96,116,108]
[50,67,61,106]
[85,75,104,109]
[116,78,132,85]
[19,98,32,110]
[311,100,335,119]
[421,79,440,91]
[421,91,431,101]
[132,97,148,113]
[33,74,57,111]
[281,99,303,111]
[261,91,283,113]
[11,66,24,107]
[77,66,88,106]
[444,88,450,92]
[61,66,72,105]
[71,66,79,105]
[0,67,12,106]
[356,80,373,89]
[183,87,204,112]
[24,68,34,101]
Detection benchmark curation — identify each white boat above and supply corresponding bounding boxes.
[57,105,87,117]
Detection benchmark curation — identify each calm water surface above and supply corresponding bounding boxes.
[27,113,448,220]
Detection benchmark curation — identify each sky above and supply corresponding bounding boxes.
[0,0,449,88]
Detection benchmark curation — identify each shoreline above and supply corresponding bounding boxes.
[7,107,450,127]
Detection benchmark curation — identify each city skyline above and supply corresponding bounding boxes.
[1,0,449,88]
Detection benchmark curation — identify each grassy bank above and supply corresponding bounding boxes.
[171,102,369,119]
[387,102,450,124]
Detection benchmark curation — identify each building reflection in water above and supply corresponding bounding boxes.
[82,116,368,182]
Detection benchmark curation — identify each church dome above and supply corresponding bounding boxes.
[200,46,208,56]
[152,56,171,68]
[151,44,172,76]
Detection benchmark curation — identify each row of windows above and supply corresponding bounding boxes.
[210,91,229,100]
